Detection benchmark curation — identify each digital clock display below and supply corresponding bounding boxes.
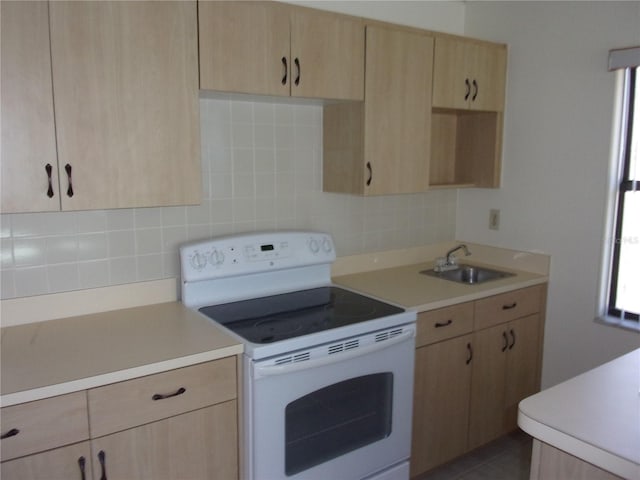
[260,244,275,252]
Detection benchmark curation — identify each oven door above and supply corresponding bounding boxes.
[245,326,415,480]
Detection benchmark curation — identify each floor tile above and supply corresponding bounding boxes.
[415,430,532,480]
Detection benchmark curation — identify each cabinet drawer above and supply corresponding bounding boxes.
[416,302,474,347]
[474,285,543,330]
[88,357,237,438]
[0,392,89,462]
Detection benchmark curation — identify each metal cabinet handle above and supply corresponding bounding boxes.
[45,164,54,198]
[281,57,287,85]
[152,387,186,401]
[501,331,508,352]
[366,162,372,186]
[466,342,473,365]
[464,78,471,100]
[78,456,87,480]
[472,79,478,101]
[294,57,300,86]
[65,164,74,197]
[502,302,517,310]
[98,450,107,480]
[1,428,19,439]
[508,329,516,350]
[435,319,453,328]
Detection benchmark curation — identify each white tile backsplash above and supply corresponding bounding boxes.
[0,97,456,299]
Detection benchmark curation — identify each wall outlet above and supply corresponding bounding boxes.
[489,209,500,230]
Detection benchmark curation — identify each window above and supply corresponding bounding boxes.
[605,48,640,324]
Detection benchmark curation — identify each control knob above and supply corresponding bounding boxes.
[321,237,333,253]
[208,248,225,266]
[308,238,320,254]
[189,251,207,271]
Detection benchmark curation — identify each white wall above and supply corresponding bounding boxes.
[284,1,465,34]
[460,1,640,387]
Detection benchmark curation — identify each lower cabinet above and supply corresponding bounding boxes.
[91,401,237,480]
[411,334,472,476]
[410,285,546,478]
[1,442,91,480]
[467,314,541,449]
[0,357,239,480]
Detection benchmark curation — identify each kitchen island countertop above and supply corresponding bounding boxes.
[518,348,640,479]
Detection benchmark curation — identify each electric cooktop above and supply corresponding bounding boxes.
[198,286,404,344]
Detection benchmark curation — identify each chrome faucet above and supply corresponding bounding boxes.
[434,244,472,272]
[446,244,471,265]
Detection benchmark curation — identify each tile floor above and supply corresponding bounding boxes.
[415,430,533,480]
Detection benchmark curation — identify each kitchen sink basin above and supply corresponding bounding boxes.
[421,264,515,285]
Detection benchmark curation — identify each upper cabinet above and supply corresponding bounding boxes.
[1,1,59,213]
[432,36,507,112]
[429,36,507,189]
[323,25,433,195]
[198,1,364,101]
[0,1,201,213]
[49,1,201,211]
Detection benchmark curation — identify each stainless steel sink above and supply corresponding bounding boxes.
[421,264,515,284]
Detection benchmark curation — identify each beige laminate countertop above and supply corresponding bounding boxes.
[1,302,242,406]
[519,348,640,479]
[333,261,548,311]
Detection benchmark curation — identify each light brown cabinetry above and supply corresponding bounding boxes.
[0,1,59,213]
[467,314,541,449]
[1,358,239,480]
[468,286,543,449]
[0,392,90,479]
[429,36,507,189]
[91,402,237,480]
[529,440,624,480]
[89,357,238,480]
[411,303,474,477]
[1,442,91,480]
[410,285,546,478]
[432,37,506,111]
[199,1,364,101]
[323,25,433,195]
[0,0,201,213]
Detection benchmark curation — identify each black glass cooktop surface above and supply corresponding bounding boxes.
[198,286,404,344]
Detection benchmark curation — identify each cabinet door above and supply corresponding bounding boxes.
[1,391,89,462]
[0,1,59,213]
[290,9,364,101]
[432,36,471,110]
[468,323,508,450]
[411,334,472,477]
[91,401,238,480]
[88,357,237,437]
[364,26,433,195]
[468,42,507,112]
[49,1,201,210]
[1,441,91,480]
[198,1,290,96]
[504,314,541,430]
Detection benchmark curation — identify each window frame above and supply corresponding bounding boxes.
[606,66,639,323]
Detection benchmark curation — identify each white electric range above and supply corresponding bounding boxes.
[180,231,416,480]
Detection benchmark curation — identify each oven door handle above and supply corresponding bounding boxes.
[254,328,415,378]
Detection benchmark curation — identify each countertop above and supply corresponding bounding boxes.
[333,260,548,311]
[1,302,242,406]
[1,242,549,408]
[518,348,640,479]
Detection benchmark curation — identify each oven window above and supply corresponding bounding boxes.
[284,373,393,476]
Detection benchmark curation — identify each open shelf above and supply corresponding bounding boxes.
[429,108,503,188]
